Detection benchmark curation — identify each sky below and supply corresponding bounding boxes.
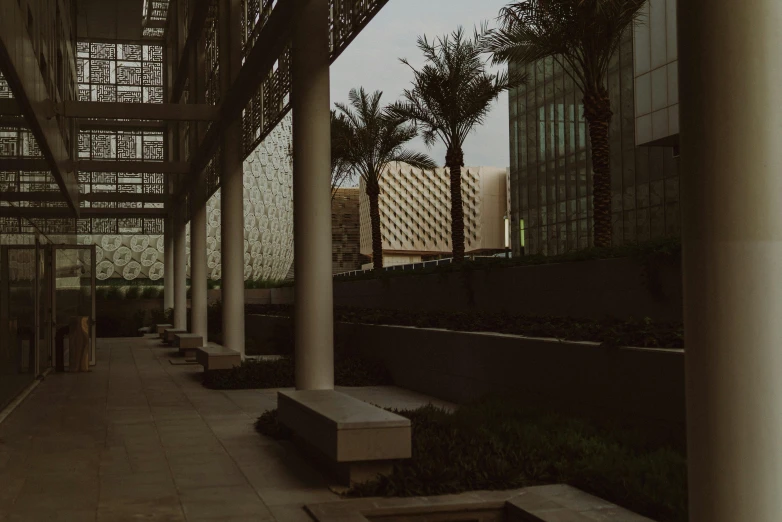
[330,0,512,169]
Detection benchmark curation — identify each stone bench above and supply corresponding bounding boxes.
[175,333,204,356]
[156,324,173,338]
[163,328,187,344]
[278,389,411,485]
[195,344,241,371]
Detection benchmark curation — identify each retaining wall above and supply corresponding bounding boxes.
[249,314,686,443]
[212,256,682,321]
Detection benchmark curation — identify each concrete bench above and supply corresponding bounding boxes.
[195,344,241,371]
[175,333,204,356]
[156,324,173,338]
[278,389,411,485]
[163,328,187,344]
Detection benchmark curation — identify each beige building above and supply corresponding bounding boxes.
[359,163,509,267]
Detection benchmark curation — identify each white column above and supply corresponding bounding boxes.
[219,0,245,357]
[291,0,334,390]
[173,202,188,330]
[163,212,174,310]
[190,181,208,342]
[679,2,782,521]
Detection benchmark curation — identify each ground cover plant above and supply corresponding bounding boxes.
[244,305,684,349]
[255,399,687,522]
[203,354,393,390]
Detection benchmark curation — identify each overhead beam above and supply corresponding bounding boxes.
[0,0,79,213]
[62,101,219,121]
[0,207,167,219]
[0,192,167,203]
[78,160,190,174]
[170,0,211,103]
[0,159,190,174]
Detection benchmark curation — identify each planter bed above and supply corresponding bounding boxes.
[244,304,684,349]
[247,314,686,445]
[257,398,687,522]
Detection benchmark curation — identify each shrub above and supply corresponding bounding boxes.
[141,286,160,299]
[95,287,109,300]
[254,409,291,440]
[105,286,123,300]
[125,286,141,299]
[255,399,687,522]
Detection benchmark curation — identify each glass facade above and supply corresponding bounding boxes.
[508,30,681,256]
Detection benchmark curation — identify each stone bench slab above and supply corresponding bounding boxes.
[164,328,187,343]
[175,333,204,350]
[195,344,241,371]
[156,323,173,337]
[278,390,412,485]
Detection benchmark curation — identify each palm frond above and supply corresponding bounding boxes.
[483,0,646,93]
[390,25,521,158]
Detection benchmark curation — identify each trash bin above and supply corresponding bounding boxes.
[68,316,90,372]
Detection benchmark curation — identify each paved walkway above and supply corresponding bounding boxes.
[0,336,454,522]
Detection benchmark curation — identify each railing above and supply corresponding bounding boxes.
[334,253,513,278]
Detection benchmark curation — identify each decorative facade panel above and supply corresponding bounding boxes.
[86,114,294,283]
[76,41,164,103]
[359,164,508,264]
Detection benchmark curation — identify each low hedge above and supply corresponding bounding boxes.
[256,399,687,522]
[244,305,684,349]
[203,354,393,390]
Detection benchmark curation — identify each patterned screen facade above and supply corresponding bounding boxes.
[76,42,164,104]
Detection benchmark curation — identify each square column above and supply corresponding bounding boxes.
[190,181,208,342]
[679,1,782,520]
[291,0,334,390]
[219,0,245,357]
[173,202,188,331]
[163,212,175,310]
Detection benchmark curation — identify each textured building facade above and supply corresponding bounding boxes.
[332,188,362,274]
[359,163,508,266]
[508,25,681,257]
[86,114,294,283]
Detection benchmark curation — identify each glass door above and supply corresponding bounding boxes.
[52,246,96,370]
[0,245,38,409]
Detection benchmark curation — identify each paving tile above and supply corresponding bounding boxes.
[179,485,273,521]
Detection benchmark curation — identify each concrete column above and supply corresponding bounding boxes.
[173,202,188,330]
[190,184,208,342]
[219,0,245,357]
[291,0,334,390]
[163,212,175,310]
[679,2,782,521]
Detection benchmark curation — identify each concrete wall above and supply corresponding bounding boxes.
[212,256,683,321]
[249,315,686,443]
[334,256,682,321]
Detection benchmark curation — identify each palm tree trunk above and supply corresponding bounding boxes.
[583,87,614,248]
[367,185,384,271]
[446,147,466,263]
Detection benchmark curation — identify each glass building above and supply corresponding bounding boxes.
[507,29,681,257]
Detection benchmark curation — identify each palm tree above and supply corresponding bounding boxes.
[334,88,437,271]
[390,27,517,263]
[330,111,355,199]
[484,0,646,248]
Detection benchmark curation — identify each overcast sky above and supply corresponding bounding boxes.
[330,0,512,169]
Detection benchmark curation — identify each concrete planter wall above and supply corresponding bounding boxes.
[249,314,686,443]
[332,256,682,321]
[211,256,682,321]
